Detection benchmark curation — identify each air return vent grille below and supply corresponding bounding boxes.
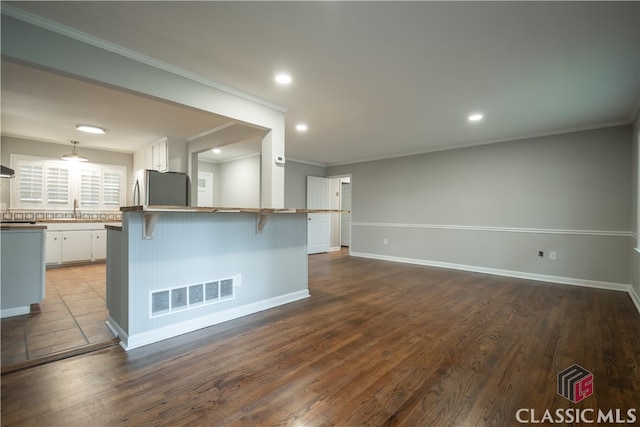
[150,276,239,318]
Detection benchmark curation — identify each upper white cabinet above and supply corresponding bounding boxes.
[135,138,168,172]
[134,138,186,173]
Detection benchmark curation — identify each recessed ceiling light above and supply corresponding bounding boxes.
[296,123,308,132]
[275,73,292,85]
[212,148,222,154]
[76,124,106,134]
[468,114,484,122]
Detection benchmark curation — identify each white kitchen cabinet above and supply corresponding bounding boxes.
[45,223,117,266]
[152,138,168,172]
[62,230,93,263]
[134,137,186,174]
[45,231,62,264]
[136,138,168,172]
[92,229,107,260]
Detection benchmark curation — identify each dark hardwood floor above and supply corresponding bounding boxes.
[2,249,639,426]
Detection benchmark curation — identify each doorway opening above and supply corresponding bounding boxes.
[306,174,351,255]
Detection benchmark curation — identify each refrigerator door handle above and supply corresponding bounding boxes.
[133,180,141,205]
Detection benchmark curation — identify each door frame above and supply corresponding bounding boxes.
[327,173,352,256]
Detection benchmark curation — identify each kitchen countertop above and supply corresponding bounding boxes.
[35,219,121,223]
[1,224,48,231]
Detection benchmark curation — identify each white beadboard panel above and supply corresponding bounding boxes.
[351,224,632,285]
[111,211,308,344]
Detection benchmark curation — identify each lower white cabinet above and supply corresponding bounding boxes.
[45,231,62,264]
[61,230,93,263]
[92,229,107,260]
[45,223,115,266]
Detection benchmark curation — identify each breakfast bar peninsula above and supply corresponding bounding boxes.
[106,205,321,350]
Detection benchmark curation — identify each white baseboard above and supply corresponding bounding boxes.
[0,305,30,318]
[116,290,310,351]
[629,286,640,315]
[351,252,640,314]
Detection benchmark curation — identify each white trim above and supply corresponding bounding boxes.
[286,157,328,168]
[629,286,640,315]
[105,317,122,339]
[352,222,633,238]
[115,290,310,351]
[351,251,631,292]
[1,4,287,113]
[351,251,640,315]
[328,122,631,167]
[0,306,31,318]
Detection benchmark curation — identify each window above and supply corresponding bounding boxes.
[11,155,126,211]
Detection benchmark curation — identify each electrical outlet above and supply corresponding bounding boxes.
[549,251,557,260]
[383,238,388,245]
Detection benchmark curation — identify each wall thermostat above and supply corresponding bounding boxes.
[275,155,286,166]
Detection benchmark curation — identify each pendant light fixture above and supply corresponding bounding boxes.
[61,141,88,162]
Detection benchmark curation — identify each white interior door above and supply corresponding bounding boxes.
[307,176,331,254]
[197,172,213,207]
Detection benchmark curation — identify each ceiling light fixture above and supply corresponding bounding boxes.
[212,148,222,154]
[296,123,308,132]
[61,141,88,162]
[468,113,484,122]
[275,73,292,85]
[76,124,106,134]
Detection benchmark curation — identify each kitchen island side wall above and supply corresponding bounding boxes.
[106,211,309,350]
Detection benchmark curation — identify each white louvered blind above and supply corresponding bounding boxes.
[79,167,101,208]
[46,165,70,206]
[102,170,122,207]
[17,160,43,206]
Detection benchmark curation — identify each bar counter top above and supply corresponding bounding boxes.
[120,205,347,214]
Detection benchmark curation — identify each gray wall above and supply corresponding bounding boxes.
[328,125,633,285]
[197,155,261,208]
[284,160,326,209]
[0,136,134,207]
[218,155,261,208]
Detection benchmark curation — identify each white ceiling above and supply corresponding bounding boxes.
[2,1,639,166]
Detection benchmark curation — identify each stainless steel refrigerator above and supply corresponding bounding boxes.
[133,169,189,206]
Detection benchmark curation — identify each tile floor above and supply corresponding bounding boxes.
[1,263,115,368]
